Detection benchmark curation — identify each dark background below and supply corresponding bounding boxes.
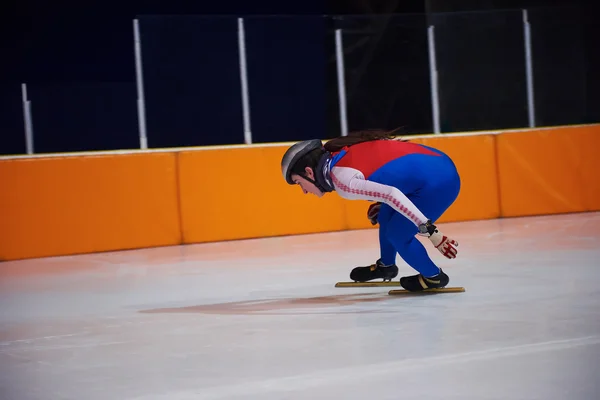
[1,0,598,155]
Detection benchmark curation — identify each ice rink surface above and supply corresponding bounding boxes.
[1,212,600,400]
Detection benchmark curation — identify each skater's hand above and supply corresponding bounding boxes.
[367,202,381,225]
[428,230,459,259]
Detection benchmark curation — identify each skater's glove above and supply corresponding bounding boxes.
[429,231,459,259]
[367,202,381,225]
[419,221,459,259]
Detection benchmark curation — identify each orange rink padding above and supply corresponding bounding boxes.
[178,133,500,243]
[413,134,500,223]
[340,134,500,229]
[0,153,181,261]
[2,124,598,261]
[178,146,347,243]
[496,125,600,217]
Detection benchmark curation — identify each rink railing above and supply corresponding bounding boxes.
[1,124,599,261]
[10,6,590,155]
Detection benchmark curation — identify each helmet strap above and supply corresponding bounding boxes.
[300,152,333,193]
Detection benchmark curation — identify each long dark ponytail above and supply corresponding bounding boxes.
[323,128,407,153]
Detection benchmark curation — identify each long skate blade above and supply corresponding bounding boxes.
[388,287,465,295]
[335,281,401,287]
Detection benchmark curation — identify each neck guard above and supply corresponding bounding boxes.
[314,152,334,193]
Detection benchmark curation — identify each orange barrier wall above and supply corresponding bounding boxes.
[178,146,348,243]
[177,133,499,243]
[1,124,598,261]
[414,134,500,223]
[0,153,181,261]
[312,133,500,232]
[496,125,600,217]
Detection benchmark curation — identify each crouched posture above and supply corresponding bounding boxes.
[280,131,461,292]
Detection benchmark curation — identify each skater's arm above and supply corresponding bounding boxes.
[330,166,428,226]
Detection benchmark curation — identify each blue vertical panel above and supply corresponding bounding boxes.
[432,10,528,133]
[581,5,600,123]
[244,16,327,143]
[6,14,140,154]
[327,15,432,137]
[0,84,26,156]
[139,16,244,147]
[28,82,138,153]
[529,6,587,127]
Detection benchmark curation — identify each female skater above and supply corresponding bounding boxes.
[280,130,461,291]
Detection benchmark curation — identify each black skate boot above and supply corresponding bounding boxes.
[350,259,398,282]
[400,269,449,292]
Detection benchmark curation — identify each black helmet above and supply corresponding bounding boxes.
[281,139,323,185]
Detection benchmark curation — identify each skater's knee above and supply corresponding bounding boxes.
[376,204,395,227]
[383,223,417,247]
[394,236,418,255]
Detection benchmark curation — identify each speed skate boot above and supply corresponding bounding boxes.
[400,269,449,292]
[350,259,398,282]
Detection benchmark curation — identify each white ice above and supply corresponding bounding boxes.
[1,212,600,400]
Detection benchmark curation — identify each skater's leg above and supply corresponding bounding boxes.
[377,177,459,278]
[377,204,396,265]
[382,209,450,291]
[349,204,399,282]
[382,175,460,276]
[350,154,460,283]
[379,165,460,289]
[381,212,440,277]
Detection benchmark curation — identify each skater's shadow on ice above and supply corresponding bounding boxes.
[139,293,395,315]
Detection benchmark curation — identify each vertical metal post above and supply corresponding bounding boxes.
[335,29,348,137]
[427,25,441,134]
[523,9,536,128]
[21,83,34,154]
[237,18,252,145]
[133,19,148,149]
